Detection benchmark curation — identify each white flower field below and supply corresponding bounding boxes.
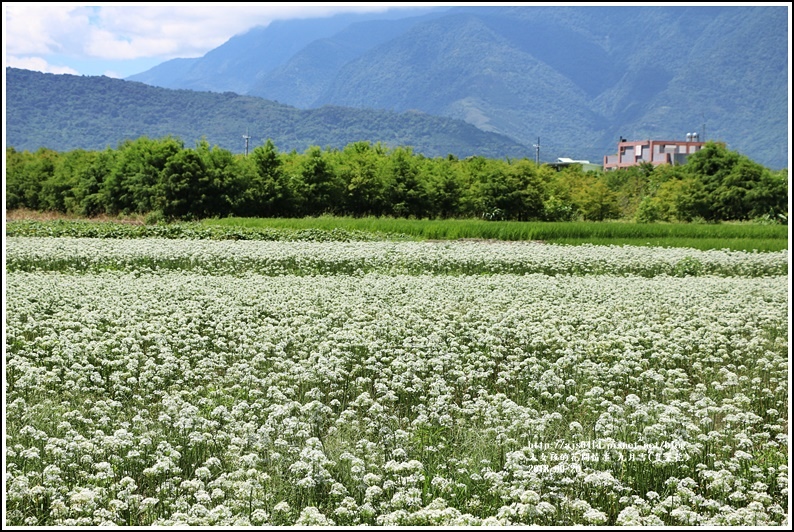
[4,237,790,526]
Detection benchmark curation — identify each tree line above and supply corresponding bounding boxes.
[5,136,788,223]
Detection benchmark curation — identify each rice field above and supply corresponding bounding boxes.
[204,216,790,252]
[4,236,790,526]
[6,216,789,252]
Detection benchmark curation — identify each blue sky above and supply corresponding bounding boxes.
[3,2,439,79]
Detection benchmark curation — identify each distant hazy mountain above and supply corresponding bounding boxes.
[126,7,446,94]
[5,67,529,159]
[127,5,789,169]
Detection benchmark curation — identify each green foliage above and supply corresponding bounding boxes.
[291,146,345,216]
[241,139,293,217]
[384,147,430,218]
[161,148,208,219]
[40,150,81,212]
[572,177,621,222]
[335,141,391,217]
[423,157,465,219]
[200,216,787,252]
[542,196,576,222]
[633,196,663,224]
[596,142,789,226]
[668,142,789,222]
[102,136,184,215]
[5,137,788,225]
[5,147,59,210]
[746,168,788,221]
[75,149,117,217]
[672,256,705,277]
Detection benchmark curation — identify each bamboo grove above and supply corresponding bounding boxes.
[5,137,788,224]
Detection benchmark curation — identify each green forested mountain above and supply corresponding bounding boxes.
[5,67,529,159]
[128,5,788,169]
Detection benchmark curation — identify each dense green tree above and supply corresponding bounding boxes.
[457,156,490,218]
[683,142,740,221]
[746,168,788,221]
[710,157,760,221]
[40,149,89,212]
[668,177,711,222]
[633,195,664,223]
[383,146,430,218]
[571,176,620,221]
[679,141,789,222]
[290,146,345,216]
[507,159,546,221]
[5,148,25,210]
[102,136,183,214]
[472,158,546,221]
[604,162,655,220]
[538,165,577,221]
[6,148,34,210]
[74,148,117,216]
[160,148,208,219]
[5,147,59,211]
[5,136,787,224]
[628,163,689,223]
[194,139,236,218]
[236,139,291,217]
[423,157,464,219]
[334,141,389,217]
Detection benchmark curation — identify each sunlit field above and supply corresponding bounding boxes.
[5,237,789,526]
[205,216,789,252]
[6,214,789,252]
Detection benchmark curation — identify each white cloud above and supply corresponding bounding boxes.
[4,4,92,56]
[5,55,79,75]
[6,3,400,62]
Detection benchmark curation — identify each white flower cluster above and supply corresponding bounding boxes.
[5,237,788,525]
[6,237,788,277]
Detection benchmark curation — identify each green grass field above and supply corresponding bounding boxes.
[5,211,789,252]
[202,216,789,252]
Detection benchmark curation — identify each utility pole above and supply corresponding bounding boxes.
[242,128,251,157]
[533,137,540,166]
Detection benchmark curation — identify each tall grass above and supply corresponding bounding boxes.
[6,212,788,251]
[203,217,789,251]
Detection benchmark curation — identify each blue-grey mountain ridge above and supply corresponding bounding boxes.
[6,6,788,169]
[127,6,789,170]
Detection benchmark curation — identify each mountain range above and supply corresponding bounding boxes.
[126,5,789,170]
[5,67,528,160]
[6,6,789,169]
